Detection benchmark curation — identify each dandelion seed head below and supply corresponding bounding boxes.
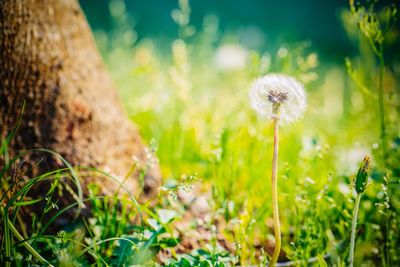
[250,74,307,124]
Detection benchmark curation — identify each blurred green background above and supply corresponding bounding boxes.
[74,0,399,265]
[80,0,352,60]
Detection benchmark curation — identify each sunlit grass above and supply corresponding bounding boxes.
[1,0,399,266]
[97,1,399,265]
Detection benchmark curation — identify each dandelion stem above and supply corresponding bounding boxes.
[349,193,362,267]
[269,118,281,266]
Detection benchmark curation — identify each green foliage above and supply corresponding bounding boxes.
[0,116,196,266]
[164,248,237,267]
[97,0,399,265]
[1,0,400,266]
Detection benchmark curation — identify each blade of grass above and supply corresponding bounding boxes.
[0,101,25,155]
[1,207,54,266]
[83,217,100,255]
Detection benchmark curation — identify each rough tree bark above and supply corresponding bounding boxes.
[0,0,161,202]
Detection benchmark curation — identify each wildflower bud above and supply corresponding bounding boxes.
[354,156,371,194]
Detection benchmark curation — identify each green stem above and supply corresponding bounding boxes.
[3,209,11,267]
[349,193,362,267]
[385,211,390,267]
[269,118,281,266]
[377,44,386,161]
[1,207,53,266]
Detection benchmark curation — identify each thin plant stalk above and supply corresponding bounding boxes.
[269,117,281,266]
[1,207,53,266]
[349,193,362,267]
[377,44,386,161]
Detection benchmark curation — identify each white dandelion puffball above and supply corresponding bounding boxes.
[250,74,306,124]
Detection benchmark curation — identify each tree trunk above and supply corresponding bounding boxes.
[0,0,161,201]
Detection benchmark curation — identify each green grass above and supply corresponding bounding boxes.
[1,0,400,266]
[102,0,399,265]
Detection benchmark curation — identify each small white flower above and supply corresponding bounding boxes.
[250,74,306,124]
